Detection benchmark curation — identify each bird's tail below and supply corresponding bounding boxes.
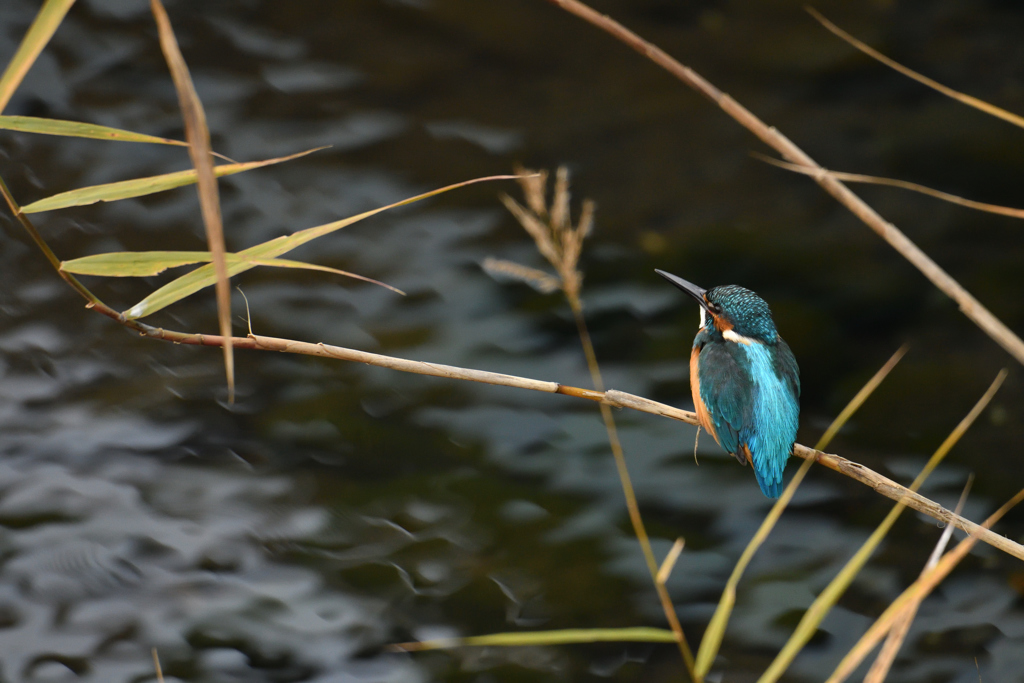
[752,466,783,498]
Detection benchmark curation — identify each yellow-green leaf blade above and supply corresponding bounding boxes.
[0,115,189,146]
[123,173,525,319]
[756,370,1007,683]
[21,147,323,214]
[825,486,1024,683]
[61,251,212,276]
[0,0,76,114]
[240,257,405,295]
[61,251,404,294]
[25,167,208,213]
[393,627,677,652]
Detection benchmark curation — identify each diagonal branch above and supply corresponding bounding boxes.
[542,0,1024,366]
[5,171,1018,562]
[73,298,1024,563]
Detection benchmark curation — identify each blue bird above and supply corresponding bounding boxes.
[656,270,800,498]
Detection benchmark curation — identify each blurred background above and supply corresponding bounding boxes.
[1,0,1023,681]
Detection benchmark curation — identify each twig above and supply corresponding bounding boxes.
[152,648,165,683]
[754,153,1024,220]
[74,307,1024,562]
[863,475,974,683]
[657,538,686,585]
[542,0,1024,366]
[5,169,1021,565]
[807,7,1024,131]
[826,487,1024,683]
[0,211,1010,564]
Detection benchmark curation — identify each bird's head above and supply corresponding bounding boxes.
[656,270,778,345]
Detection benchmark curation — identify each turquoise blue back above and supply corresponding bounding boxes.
[696,334,800,498]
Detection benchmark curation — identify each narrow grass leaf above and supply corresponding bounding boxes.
[150,0,233,402]
[755,154,1024,220]
[694,346,907,678]
[60,251,404,293]
[233,258,405,294]
[757,370,1007,683]
[0,115,188,146]
[826,486,1024,683]
[0,0,76,114]
[509,167,697,678]
[151,648,165,683]
[62,251,213,276]
[808,8,1024,130]
[21,147,321,214]
[392,627,677,652]
[656,537,686,585]
[864,476,973,683]
[123,174,524,319]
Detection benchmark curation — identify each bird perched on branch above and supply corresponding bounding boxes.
[657,270,800,498]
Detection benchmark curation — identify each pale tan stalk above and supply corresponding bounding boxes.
[501,168,697,679]
[543,0,1024,365]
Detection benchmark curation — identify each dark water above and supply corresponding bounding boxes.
[1,1,1023,681]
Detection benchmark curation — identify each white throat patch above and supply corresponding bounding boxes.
[722,329,756,346]
[698,307,706,329]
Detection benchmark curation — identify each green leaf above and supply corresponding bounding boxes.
[0,115,189,146]
[123,174,524,319]
[393,627,677,652]
[61,251,210,276]
[61,251,404,294]
[0,0,76,114]
[21,147,323,214]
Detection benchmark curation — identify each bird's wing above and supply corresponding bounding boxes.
[773,338,801,399]
[696,341,753,458]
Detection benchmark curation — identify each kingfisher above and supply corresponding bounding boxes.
[656,270,800,498]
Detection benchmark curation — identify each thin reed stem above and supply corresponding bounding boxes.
[568,296,697,679]
[543,0,1024,366]
[40,305,1024,564]
[502,166,697,677]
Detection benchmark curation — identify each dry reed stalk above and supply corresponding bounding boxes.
[694,345,908,678]
[826,487,1024,683]
[151,0,234,401]
[808,8,1024,131]
[542,0,1024,366]
[498,167,697,679]
[46,306,1014,563]
[863,476,974,683]
[758,371,1004,683]
[151,648,165,683]
[755,154,1024,220]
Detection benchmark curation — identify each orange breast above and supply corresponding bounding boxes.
[690,346,719,445]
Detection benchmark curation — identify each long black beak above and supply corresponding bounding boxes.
[655,269,710,311]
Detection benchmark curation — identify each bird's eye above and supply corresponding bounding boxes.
[708,302,722,315]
